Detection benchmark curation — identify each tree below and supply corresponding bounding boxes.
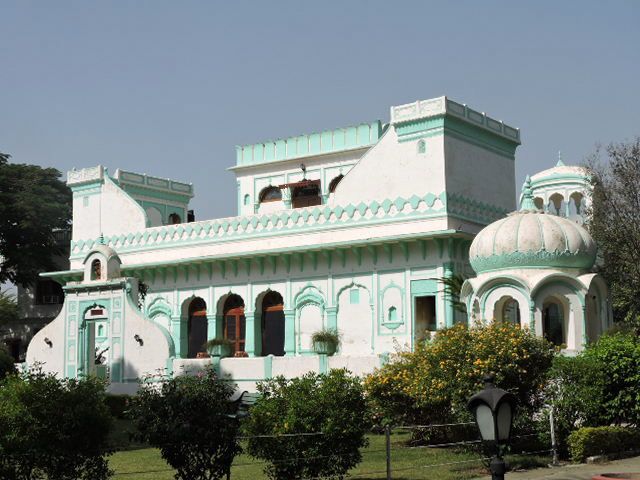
[0,152,72,287]
[129,367,241,480]
[0,290,18,326]
[0,367,113,480]
[587,138,640,325]
[244,370,370,480]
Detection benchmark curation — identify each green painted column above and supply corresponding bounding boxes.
[529,301,536,332]
[206,315,216,341]
[245,311,256,357]
[443,262,455,328]
[171,316,186,359]
[284,309,295,355]
[326,306,337,330]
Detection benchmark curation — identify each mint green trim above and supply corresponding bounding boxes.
[116,169,193,196]
[409,279,439,351]
[121,184,192,204]
[70,182,102,194]
[235,121,382,167]
[70,191,503,259]
[443,262,455,328]
[470,250,596,274]
[378,281,406,335]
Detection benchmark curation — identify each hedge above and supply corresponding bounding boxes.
[568,426,640,462]
[105,394,131,419]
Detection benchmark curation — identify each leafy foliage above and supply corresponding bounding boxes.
[568,426,640,462]
[0,367,113,480]
[438,274,467,313]
[0,289,18,326]
[586,138,640,325]
[244,369,370,480]
[0,344,17,379]
[364,322,555,427]
[129,368,241,480]
[542,331,640,456]
[0,153,72,287]
[540,354,607,456]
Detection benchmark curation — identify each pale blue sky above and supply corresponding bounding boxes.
[1,1,639,220]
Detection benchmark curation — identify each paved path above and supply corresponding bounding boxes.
[474,456,640,480]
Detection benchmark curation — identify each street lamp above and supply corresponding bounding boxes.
[468,374,517,480]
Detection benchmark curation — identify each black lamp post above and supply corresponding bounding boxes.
[468,375,516,480]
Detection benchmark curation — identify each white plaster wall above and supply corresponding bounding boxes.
[220,357,265,379]
[121,294,174,382]
[71,175,147,242]
[336,282,373,355]
[173,358,210,377]
[272,356,320,378]
[298,304,323,351]
[332,128,446,205]
[25,308,66,375]
[327,355,381,376]
[444,136,516,212]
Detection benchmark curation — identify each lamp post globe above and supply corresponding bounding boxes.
[468,374,517,480]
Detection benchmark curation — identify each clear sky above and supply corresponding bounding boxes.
[1,1,639,220]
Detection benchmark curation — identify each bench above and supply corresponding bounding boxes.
[227,391,261,419]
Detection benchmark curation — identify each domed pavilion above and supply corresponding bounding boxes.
[460,177,610,352]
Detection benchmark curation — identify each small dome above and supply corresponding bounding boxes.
[530,158,590,184]
[469,177,596,274]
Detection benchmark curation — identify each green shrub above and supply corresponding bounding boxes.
[244,369,370,480]
[568,426,640,462]
[105,394,130,419]
[364,322,555,427]
[540,354,608,456]
[0,367,113,480]
[583,331,640,426]
[0,344,16,380]
[129,367,241,480]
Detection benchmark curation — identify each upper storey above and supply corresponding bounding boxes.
[67,166,194,241]
[232,96,521,218]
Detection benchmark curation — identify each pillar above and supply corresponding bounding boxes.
[171,315,187,359]
[284,309,295,355]
[281,187,292,209]
[206,315,217,341]
[245,311,256,357]
[326,306,337,331]
[443,262,455,328]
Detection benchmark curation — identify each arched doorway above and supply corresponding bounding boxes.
[543,300,565,346]
[500,297,521,324]
[223,294,246,354]
[187,297,207,358]
[261,291,285,357]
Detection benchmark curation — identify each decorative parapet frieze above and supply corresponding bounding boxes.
[67,166,104,186]
[234,121,383,168]
[114,169,194,198]
[69,191,507,259]
[391,96,520,144]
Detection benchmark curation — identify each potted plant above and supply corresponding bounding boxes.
[311,329,340,356]
[205,338,234,358]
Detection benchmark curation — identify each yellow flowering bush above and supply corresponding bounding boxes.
[364,322,554,427]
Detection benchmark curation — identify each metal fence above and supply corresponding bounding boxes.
[112,415,559,479]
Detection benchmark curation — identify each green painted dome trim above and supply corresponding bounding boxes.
[469,249,597,274]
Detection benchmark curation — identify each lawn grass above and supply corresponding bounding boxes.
[109,428,549,480]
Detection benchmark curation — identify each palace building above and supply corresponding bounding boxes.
[25,96,610,393]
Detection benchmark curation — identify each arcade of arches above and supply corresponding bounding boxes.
[184,290,286,359]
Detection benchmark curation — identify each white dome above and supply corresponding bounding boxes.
[469,179,596,274]
[530,159,590,183]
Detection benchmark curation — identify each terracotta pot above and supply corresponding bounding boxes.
[593,474,640,480]
[196,351,210,359]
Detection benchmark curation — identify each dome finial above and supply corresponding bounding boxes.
[520,175,537,211]
[98,232,105,245]
[556,150,565,167]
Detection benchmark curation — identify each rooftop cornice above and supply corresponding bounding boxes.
[390,96,520,144]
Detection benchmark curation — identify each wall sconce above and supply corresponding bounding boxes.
[44,337,53,348]
[134,334,143,346]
